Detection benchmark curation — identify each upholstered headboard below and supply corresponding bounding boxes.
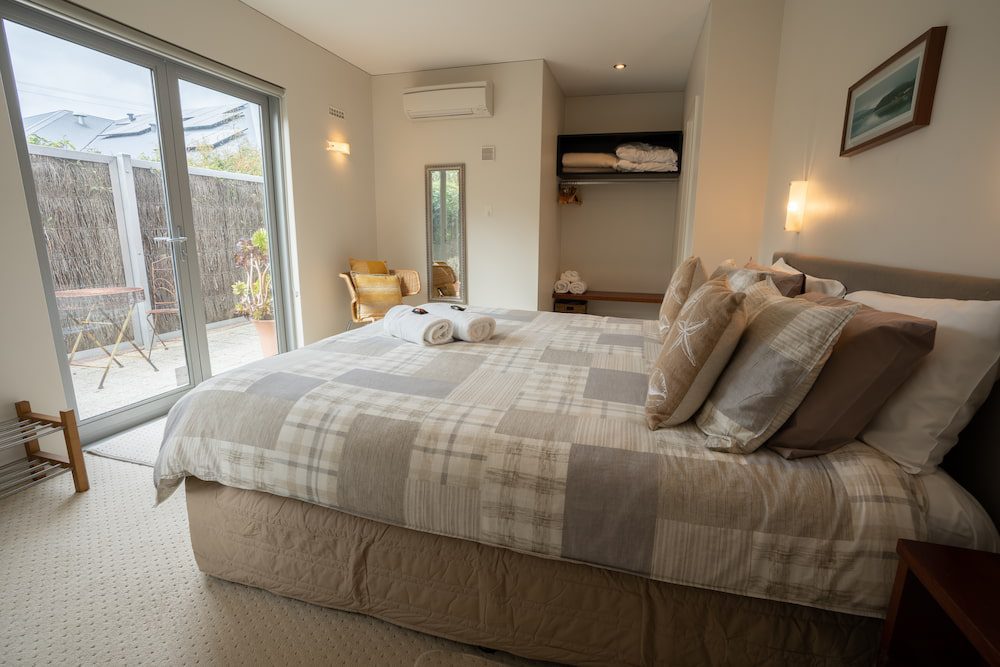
[773,252,1000,526]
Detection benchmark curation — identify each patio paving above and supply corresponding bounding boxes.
[70,319,267,420]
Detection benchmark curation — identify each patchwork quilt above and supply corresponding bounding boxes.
[154,308,927,617]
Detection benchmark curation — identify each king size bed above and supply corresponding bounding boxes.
[154,254,1000,666]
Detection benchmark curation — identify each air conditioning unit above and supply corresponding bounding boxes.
[402,81,493,120]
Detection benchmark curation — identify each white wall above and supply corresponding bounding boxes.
[0,0,376,453]
[682,0,785,272]
[537,63,565,311]
[560,92,683,318]
[759,0,1000,278]
[372,60,549,310]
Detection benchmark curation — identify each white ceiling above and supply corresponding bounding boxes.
[240,0,710,96]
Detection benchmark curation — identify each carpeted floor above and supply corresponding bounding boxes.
[87,417,165,467]
[0,454,543,665]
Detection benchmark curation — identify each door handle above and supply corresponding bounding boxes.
[153,236,188,244]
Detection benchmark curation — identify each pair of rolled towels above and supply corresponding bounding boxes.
[383,303,496,346]
[554,270,587,295]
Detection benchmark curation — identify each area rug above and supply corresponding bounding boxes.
[87,417,165,467]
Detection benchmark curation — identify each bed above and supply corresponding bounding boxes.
[154,254,1000,666]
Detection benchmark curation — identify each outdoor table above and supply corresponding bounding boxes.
[54,286,158,389]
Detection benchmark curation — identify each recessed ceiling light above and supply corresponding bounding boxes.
[612,63,627,70]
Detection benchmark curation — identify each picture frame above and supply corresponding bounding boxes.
[840,26,947,157]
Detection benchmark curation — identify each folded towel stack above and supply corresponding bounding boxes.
[555,270,586,295]
[422,303,496,343]
[561,152,619,170]
[615,142,678,173]
[383,305,453,346]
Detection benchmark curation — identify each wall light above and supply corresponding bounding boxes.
[785,180,808,232]
[326,141,351,155]
[612,63,627,70]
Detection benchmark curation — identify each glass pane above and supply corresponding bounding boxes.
[427,167,463,301]
[176,79,276,374]
[4,20,192,419]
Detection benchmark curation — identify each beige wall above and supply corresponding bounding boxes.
[683,0,785,272]
[560,92,683,318]
[372,60,549,310]
[537,63,565,311]
[0,0,376,454]
[759,0,1000,278]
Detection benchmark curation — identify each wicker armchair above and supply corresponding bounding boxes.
[339,268,421,329]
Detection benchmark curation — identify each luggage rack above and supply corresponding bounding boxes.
[0,400,89,500]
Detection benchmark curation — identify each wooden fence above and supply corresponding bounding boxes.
[28,145,266,351]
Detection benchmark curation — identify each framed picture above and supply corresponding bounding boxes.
[840,26,947,157]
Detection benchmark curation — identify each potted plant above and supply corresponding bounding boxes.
[232,228,277,357]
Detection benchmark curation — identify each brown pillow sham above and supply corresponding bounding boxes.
[766,293,937,459]
[659,256,707,339]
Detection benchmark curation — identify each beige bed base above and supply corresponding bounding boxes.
[186,478,878,666]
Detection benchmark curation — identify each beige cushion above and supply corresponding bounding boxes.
[695,280,859,454]
[646,277,747,429]
[352,272,402,320]
[767,294,937,459]
[349,258,389,275]
[711,260,804,297]
[659,256,707,338]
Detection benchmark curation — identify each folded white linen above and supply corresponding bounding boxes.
[616,159,678,173]
[554,279,570,294]
[568,281,587,295]
[560,270,580,282]
[615,142,679,164]
[422,303,496,343]
[561,152,619,169]
[383,305,453,345]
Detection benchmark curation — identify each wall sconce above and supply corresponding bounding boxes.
[326,141,351,155]
[785,180,808,232]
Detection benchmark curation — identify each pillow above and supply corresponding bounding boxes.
[659,256,707,338]
[695,280,859,454]
[766,293,937,459]
[351,272,402,320]
[646,277,748,429]
[349,257,389,275]
[710,260,804,297]
[848,291,1000,473]
[771,258,847,298]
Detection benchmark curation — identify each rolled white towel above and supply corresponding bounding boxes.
[554,279,570,294]
[383,305,453,345]
[568,281,587,295]
[422,303,496,343]
[560,270,580,282]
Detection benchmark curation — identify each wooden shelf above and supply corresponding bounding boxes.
[553,291,663,304]
[557,131,682,183]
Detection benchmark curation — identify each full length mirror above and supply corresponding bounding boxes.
[425,164,466,303]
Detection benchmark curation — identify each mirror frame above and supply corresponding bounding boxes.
[424,163,468,303]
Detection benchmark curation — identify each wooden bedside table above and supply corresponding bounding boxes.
[879,539,1000,666]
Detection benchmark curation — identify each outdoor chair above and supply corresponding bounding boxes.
[146,255,180,361]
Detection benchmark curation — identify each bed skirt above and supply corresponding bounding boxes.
[185,478,880,666]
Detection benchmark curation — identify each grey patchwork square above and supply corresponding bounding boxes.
[246,371,325,402]
[596,333,644,348]
[338,413,420,523]
[562,444,659,574]
[419,351,484,382]
[539,348,594,366]
[583,368,647,405]
[174,389,291,450]
[335,368,457,398]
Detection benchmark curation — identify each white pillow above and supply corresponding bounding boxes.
[771,258,847,297]
[847,291,1000,474]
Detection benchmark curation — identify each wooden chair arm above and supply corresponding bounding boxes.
[338,272,362,322]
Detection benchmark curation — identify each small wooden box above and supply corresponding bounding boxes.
[554,299,587,314]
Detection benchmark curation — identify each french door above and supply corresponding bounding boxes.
[0,2,290,441]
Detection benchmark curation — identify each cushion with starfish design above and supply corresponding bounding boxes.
[658,256,707,340]
[646,276,748,429]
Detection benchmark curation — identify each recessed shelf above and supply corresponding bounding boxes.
[557,131,683,184]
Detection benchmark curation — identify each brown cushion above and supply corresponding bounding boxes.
[659,256,707,339]
[352,272,402,320]
[646,277,747,429]
[349,258,389,274]
[709,261,804,298]
[766,293,937,459]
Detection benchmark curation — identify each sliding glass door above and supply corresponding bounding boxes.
[0,2,288,441]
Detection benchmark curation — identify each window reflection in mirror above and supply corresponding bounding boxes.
[425,164,466,303]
